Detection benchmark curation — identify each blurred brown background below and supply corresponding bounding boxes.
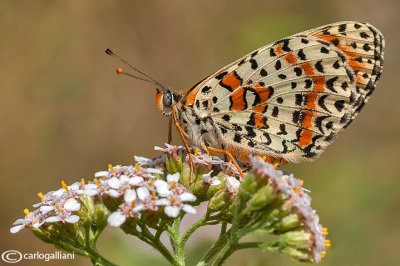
[1,0,399,265]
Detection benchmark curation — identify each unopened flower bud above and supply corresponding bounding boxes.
[94,204,109,229]
[208,191,230,212]
[282,230,313,249]
[245,185,276,212]
[274,213,301,232]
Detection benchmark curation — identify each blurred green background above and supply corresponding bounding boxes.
[1,0,399,265]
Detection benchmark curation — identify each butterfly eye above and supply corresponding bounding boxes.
[163,91,173,107]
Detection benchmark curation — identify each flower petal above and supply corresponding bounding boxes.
[182,204,197,214]
[180,192,196,202]
[107,177,121,189]
[108,211,126,227]
[64,198,81,212]
[65,215,80,224]
[10,225,25,233]
[107,189,121,198]
[155,198,170,206]
[124,189,137,203]
[167,173,180,183]
[164,206,180,218]
[40,206,55,214]
[46,216,61,223]
[129,176,144,186]
[95,171,109,178]
[137,187,150,201]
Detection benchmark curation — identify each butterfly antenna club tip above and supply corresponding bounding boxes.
[105,48,115,56]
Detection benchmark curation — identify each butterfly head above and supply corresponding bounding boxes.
[156,88,181,116]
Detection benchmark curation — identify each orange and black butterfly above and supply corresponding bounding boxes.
[107,21,384,177]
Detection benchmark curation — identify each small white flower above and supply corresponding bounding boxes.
[106,175,131,198]
[202,171,221,186]
[157,192,197,218]
[226,176,240,194]
[108,202,139,227]
[154,180,170,197]
[46,212,80,224]
[10,210,47,233]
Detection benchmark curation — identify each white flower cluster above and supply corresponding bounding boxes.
[250,155,328,262]
[11,181,84,233]
[101,167,198,227]
[11,162,199,233]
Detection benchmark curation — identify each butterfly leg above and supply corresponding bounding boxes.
[168,117,172,144]
[206,146,245,178]
[171,106,194,180]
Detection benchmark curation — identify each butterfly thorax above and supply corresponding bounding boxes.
[174,100,221,149]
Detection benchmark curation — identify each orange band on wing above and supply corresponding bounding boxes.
[302,110,314,128]
[275,44,284,55]
[284,53,297,65]
[312,76,325,92]
[230,89,246,110]
[252,105,266,113]
[221,72,242,91]
[298,129,313,148]
[300,62,316,76]
[254,113,265,128]
[305,92,318,110]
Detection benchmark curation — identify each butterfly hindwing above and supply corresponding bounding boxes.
[298,21,384,125]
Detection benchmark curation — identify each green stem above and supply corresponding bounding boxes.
[85,246,118,266]
[219,222,227,237]
[236,242,263,250]
[200,229,231,263]
[139,222,176,264]
[172,217,185,266]
[181,213,209,245]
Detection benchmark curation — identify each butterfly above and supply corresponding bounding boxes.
[107,21,384,177]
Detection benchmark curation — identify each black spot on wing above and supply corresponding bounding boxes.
[315,60,325,73]
[297,49,307,60]
[277,124,287,135]
[249,59,258,69]
[326,77,338,92]
[215,71,228,80]
[263,132,272,145]
[317,94,330,113]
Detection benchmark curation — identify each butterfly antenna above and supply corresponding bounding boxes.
[105,48,167,89]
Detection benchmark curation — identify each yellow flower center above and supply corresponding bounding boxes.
[61,181,69,193]
[108,164,114,173]
[37,192,44,200]
[135,163,141,172]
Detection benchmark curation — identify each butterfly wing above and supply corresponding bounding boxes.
[297,21,385,124]
[185,21,384,163]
